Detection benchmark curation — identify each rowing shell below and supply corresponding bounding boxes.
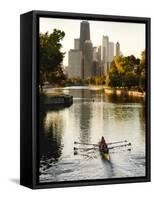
[101,151,110,161]
[99,146,110,161]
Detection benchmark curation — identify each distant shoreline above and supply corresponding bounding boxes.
[42,84,145,98]
[103,87,145,98]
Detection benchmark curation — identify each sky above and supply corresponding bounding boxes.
[39,17,145,66]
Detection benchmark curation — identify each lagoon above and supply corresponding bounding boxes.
[39,86,145,182]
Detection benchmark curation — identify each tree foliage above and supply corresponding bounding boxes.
[106,50,146,91]
[39,29,66,86]
[140,50,146,90]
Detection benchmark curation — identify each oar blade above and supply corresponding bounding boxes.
[108,142,131,150]
[74,141,98,146]
[107,140,128,145]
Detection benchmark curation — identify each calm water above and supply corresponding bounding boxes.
[39,86,145,183]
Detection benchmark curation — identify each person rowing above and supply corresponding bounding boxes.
[99,136,108,153]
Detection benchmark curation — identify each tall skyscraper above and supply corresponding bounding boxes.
[116,42,120,57]
[74,38,80,49]
[97,45,102,64]
[68,49,82,78]
[79,21,90,51]
[92,47,98,76]
[109,42,114,62]
[102,36,109,62]
[83,40,93,78]
[102,35,109,75]
[96,45,102,76]
[93,47,97,61]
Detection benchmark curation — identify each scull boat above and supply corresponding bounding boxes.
[99,140,110,161]
[99,147,110,160]
[74,140,130,161]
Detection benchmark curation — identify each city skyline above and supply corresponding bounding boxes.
[67,21,118,78]
[39,17,145,66]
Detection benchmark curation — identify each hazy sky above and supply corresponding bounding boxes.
[40,17,145,66]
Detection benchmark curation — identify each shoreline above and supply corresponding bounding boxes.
[40,94,73,110]
[43,84,145,98]
[103,87,145,98]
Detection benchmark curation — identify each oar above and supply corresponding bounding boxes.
[110,148,131,154]
[74,141,99,146]
[108,143,131,150]
[74,147,98,151]
[74,140,128,146]
[107,140,127,145]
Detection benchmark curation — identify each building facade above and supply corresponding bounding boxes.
[68,49,82,78]
[109,42,114,63]
[102,35,109,76]
[74,38,80,49]
[83,40,93,78]
[93,47,97,61]
[116,41,120,57]
[68,21,118,79]
[79,21,90,51]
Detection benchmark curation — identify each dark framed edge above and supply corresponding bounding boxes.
[20,10,151,189]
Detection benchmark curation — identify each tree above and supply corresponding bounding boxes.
[141,50,146,66]
[39,29,66,88]
[139,50,146,90]
[106,53,144,89]
[121,55,140,87]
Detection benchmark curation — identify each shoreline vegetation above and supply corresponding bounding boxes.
[103,87,145,98]
[40,88,73,109]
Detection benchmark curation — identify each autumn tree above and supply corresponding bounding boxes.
[39,29,66,88]
[139,50,146,90]
[106,51,146,91]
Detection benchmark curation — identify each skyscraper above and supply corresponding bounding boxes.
[93,47,97,61]
[109,42,114,62]
[68,49,82,78]
[96,45,102,76]
[92,47,98,76]
[79,21,91,79]
[83,40,93,78]
[74,38,80,49]
[79,21,90,51]
[102,35,109,75]
[116,42,120,57]
[97,45,102,64]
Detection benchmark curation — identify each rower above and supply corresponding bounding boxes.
[99,136,108,151]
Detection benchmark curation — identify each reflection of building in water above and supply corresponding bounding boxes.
[72,89,92,143]
[90,98,104,143]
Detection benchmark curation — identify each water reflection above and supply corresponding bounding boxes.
[39,111,63,163]
[102,92,145,104]
[39,87,145,182]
